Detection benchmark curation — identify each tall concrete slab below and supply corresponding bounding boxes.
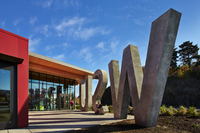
[79,75,93,111]
[108,8,181,127]
[79,79,85,107]
[109,45,143,119]
[92,69,108,114]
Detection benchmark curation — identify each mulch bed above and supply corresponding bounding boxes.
[68,115,200,133]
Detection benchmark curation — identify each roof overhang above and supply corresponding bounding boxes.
[0,53,24,64]
[29,52,94,84]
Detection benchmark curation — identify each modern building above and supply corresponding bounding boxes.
[0,28,94,129]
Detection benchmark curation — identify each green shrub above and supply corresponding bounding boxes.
[165,109,174,116]
[128,105,133,114]
[185,119,191,121]
[75,105,80,110]
[177,65,190,79]
[173,66,180,72]
[169,106,178,114]
[160,105,178,116]
[192,124,200,127]
[178,70,188,79]
[187,107,196,115]
[166,120,171,124]
[187,107,200,117]
[109,105,113,113]
[160,105,167,114]
[90,106,94,111]
[191,111,199,117]
[177,105,187,115]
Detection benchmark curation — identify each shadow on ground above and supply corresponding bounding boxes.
[68,124,144,133]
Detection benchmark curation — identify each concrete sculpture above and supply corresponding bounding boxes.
[79,75,93,111]
[108,8,181,127]
[92,69,108,114]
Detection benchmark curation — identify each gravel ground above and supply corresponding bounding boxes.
[68,115,200,133]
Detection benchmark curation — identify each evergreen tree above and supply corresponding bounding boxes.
[170,47,178,70]
[192,55,200,61]
[178,41,199,67]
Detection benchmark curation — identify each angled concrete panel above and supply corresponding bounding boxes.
[140,8,181,127]
[92,69,108,114]
[79,75,93,111]
[108,60,120,118]
[79,79,85,107]
[108,45,143,119]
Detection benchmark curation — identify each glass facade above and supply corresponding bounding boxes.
[29,71,75,111]
[0,68,11,122]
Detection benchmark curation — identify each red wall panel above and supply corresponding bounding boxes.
[0,28,29,128]
[17,38,29,128]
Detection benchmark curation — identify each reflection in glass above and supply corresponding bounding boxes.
[47,84,55,110]
[29,71,76,111]
[0,69,10,122]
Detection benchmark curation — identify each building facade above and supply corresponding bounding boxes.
[0,29,93,129]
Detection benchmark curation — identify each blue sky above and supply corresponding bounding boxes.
[0,0,200,96]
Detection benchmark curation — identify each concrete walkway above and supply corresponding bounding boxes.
[0,110,134,133]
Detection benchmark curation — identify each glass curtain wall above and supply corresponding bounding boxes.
[0,69,11,122]
[29,71,75,111]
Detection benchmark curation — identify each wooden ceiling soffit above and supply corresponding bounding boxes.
[29,63,85,81]
[29,53,94,77]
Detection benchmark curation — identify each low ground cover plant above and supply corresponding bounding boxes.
[159,105,200,117]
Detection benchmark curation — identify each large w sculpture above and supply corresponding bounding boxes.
[108,8,181,127]
[80,8,181,127]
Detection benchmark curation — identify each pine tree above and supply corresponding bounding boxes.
[178,41,199,67]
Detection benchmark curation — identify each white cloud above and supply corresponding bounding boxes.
[29,35,41,52]
[55,17,86,31]
[52,53,65,61]
[74,27,111,41]
[42,25,50,37]
[33,0,53,8]
[70,0,81,7]
[79,47,88,55]
[53,0,81,10]
[54,17,111,40]
[111,40,119,52]
[30,16,37,25]
[96,42,107,52]
[35,25,50,37]
[63,42,70,47]
[96,42,106,49]
[74,27,97,40]
[45,42,70,52]
[85,52,92,62]
[100,29,112,35]
[133,19,145,26]
[45,45,56,51]
[42,0,53,8]
[72,47,93,62]
[1,21,5,27]
[13,18,23,26]
[79,47,92,62]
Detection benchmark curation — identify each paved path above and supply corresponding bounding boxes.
[0,110,134,133]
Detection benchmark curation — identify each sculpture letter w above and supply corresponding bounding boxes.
[108,8,181,127]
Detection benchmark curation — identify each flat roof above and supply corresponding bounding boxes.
[0,28,28,41]
[29,51,94,84]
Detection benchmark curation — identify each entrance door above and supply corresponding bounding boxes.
[0,61,17,129]
[58,93,68,110]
